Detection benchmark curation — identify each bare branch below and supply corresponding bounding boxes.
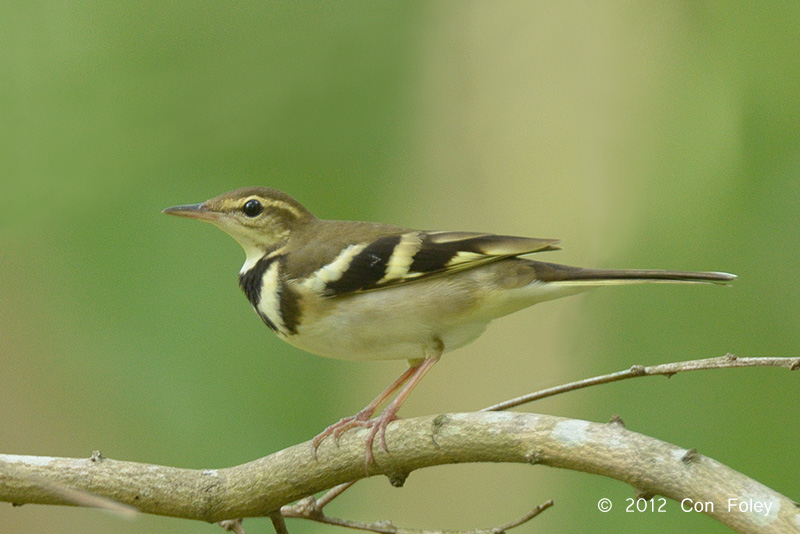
[481,354,799,412]
[491,500,553,533]
[313,481,357,509]
[282,498,553,534]
[280,481,552,534]
[1,411,798,533]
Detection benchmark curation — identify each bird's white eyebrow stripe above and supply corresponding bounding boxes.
[262,198,305,220]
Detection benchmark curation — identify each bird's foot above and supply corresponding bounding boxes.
[362,410,400,466]
[311,408,399,467]
[311,409,371,450]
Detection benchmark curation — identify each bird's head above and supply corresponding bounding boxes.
[163,187,313,267]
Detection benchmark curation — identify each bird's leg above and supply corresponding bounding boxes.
[311,364,418,451]
[364,353,440,465]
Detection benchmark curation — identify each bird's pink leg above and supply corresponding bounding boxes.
[311,364,418,451]
[311,349,442,468]
[363,354,440,465]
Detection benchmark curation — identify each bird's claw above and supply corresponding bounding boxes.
[311,410,399,468]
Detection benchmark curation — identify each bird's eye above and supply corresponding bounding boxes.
[242,199,263,217]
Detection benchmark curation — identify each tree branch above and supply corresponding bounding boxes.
[481,354,800,411]
[281,497,553,534]
[2,356,797,533]
[1,411,798,533]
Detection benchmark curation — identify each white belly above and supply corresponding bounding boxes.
[280,265,589,362]
[285,278,490,361]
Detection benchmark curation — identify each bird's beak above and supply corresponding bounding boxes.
[161,202,219,221]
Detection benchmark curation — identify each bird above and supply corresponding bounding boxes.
[163,186,735,464]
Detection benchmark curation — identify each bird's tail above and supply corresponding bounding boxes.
[527,261,736,286]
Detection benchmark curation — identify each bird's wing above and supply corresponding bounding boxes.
[294,229,560,297]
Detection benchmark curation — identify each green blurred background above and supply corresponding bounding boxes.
[2,2,798,533]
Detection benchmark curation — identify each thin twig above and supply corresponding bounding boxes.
[280,481,358,522]
[218,518,247,534]
[282,512,397,534]
[489,499,553,533]
[481,354,799,412]
[279,454,552,534]
[270,512,290,534]
[316,481,357,509]
[282,499,554,534]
